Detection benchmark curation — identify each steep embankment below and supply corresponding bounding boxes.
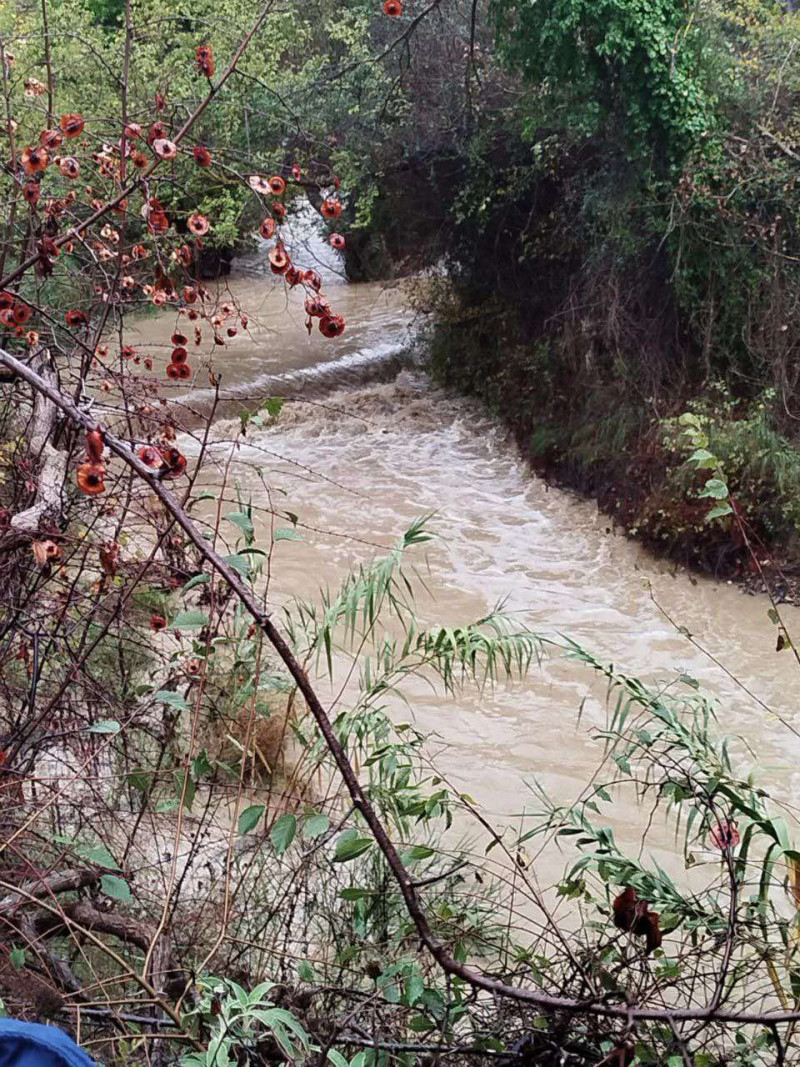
[343,138,800,596]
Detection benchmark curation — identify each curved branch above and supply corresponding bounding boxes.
[2,345,798,1029]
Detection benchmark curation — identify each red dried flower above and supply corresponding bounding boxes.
[259,217,276,240]
[304,295,330,318]
[268,175,286,196]
[159,446,187,479]
[319,314,345,338]
[40,128,62,149]
[182,286,198,304]
[23,182,40,205]
[272,202,287,220]
[150,614,167,632]
[85,428,105,462]
[329,233,346,250]
[138,445,162,468]
[171,332,189,346]
[148,211,169,235]
[284,266,303,287]
[21,146,48,175]
[187,213,209,236]
[709,821,741,852]
[131,150,148,168]
[147,121,168,145]
[65,309,89,327]
[268,243,290,275]
[170,346,188,365]
[195,44,215,78]
[153,138,177,160]
[304,269,323,292]
[59,156,80,179]
[166,363,180,380]
[60,113,85,138]
[383,0,403,14]
[290,163,302,181]
[121,345,136,359]
[76,461,106,495]
[320,198,342,220]
[0,292,13,310]
[193,145,212,167]
[175,362,191,379]
[12,303,31,325]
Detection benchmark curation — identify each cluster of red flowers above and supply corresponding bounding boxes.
[612,886,663,955]
[76,428,107,496]
[248,164,348,338]
[166,332,191,381]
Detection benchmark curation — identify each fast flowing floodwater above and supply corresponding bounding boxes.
[132,217,800,886]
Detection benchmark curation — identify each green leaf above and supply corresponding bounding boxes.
[226,511,254,539]
[88,719,121,734]
[182,573,210,592]
[188,493,216,508]
[274,527,303,542]
[223,553,251,577]
[128,770,151,792]
[270,814,297,855]
[9,947,25,972]
[297,960,316,983]
[169,610,208,630]
[327,1051,348,1067]
[699,477,729,500]
[154,690,190,711]
[75,843,120,870]
[407,1015,434,1033]
[333,829,373,863]
[101,874,132,901]
[264,397,284,418]
[706,503,734,521]
[304,813,330,839]
[401,844,435,864]
[688,447,716,470]
[238,803,265,835]
[340,887,372,901]
[174,770,195,812]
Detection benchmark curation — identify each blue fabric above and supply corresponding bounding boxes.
[0,1020,96,1067]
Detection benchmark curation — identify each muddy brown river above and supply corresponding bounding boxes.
[129,215,800,888]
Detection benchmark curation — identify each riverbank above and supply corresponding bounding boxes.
[423,300,800,604]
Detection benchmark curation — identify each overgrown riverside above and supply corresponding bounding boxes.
[341,0,800,587]
[2,1,800,1066]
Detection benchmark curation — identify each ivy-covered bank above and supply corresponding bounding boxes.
[341,0,800,590]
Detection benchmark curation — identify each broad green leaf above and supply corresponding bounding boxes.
[101,874,132,901]
[274,527,303,542]
[182,573,210,592]
[333,829,373,863]
[169,610,208,630]
[223,553,251,576]
[9,947,25,971]
[270,813,297,855]
[75,843,120,870]
[154,690,190,711]
[304,813,330,839]
[238,803,265,835]
[401,844,435,863]
[699,477,729,500]
[88,719,121,734]
[706,503,733,521]
[226,511,254,539]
